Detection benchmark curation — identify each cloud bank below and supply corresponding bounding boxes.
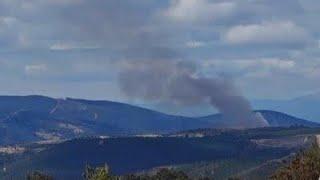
[0,0,319,116]
[224,21,310,46]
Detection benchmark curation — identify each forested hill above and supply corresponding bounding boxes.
[0,95,318,145]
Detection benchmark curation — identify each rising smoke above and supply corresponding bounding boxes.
[119,60,268,129]
[65,0,269,128]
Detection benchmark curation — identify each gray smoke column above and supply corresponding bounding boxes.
[119,60,268,129]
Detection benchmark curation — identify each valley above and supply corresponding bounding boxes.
[0,96,319,179]
[0,126,319,179]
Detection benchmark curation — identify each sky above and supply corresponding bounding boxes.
[0,0,320,115]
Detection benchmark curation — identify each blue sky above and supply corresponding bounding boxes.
[0,0,320,114]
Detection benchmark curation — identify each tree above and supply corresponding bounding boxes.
[27,171,53,180]
[83,164,115,180]
[271,143,320,180]
[83,165,192,180]
[152,168,189,180]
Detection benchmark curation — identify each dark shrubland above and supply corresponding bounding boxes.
[26,171,53,180]
[82,165,191,180]
[271,142,320,180]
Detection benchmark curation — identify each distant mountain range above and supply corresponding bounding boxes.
[253,92,320,122]
[0,95,318,145]
[197,110,319,128]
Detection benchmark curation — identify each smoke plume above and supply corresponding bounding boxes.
[74,1,269,128]
[119,60,268,129]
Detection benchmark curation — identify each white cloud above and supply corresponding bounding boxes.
[224,21,310,45]
[186,41,207,48]
[0,16,17,26]
[202,58,296,78]
[0,16,28,48]
[44,0,83,5]
[49,43,76,51]
[164,0,236,23]
[49,42,99,51]
[204,58,295,70]
[25,64,47,74]
[260,58,296,69]
[20,0,83,9]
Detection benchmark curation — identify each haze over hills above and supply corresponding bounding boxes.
[151,92,320,121]
[253,92,320,123]
[0,95,319,145]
